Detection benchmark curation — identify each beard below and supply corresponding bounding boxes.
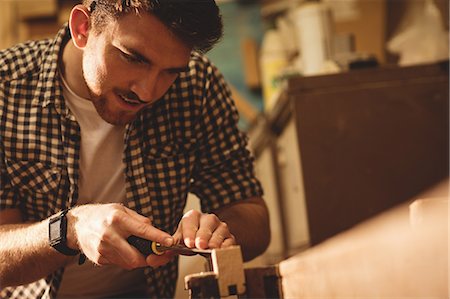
[91,96,136,126]
[82,69,139,126]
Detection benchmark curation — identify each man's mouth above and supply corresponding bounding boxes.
[118,94,146,106]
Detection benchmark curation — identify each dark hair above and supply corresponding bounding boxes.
[82,0,223,53]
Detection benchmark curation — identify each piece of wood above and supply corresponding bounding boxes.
[184,246,246,298]
[278,181,449,298]
[244,266,283,299]
[211,246,246,297]
[185,272,220,299]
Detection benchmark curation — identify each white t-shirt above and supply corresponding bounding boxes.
[57,72,146,298]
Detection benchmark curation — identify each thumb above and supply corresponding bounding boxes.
[172,222,183,245]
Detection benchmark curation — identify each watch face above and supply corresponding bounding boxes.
[50,220,61,241]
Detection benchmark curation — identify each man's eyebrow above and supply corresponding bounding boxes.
[124,47,150,64]
[124,46,190,72]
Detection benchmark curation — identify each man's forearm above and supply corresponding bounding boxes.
[0,220,71,287]
[216,197,271,261]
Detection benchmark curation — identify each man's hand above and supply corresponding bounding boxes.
[67,203,174,269]
[173,210,236,250]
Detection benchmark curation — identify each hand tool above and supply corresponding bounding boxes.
[127,235,212,257]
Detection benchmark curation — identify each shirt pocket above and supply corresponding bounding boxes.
[5,159,61,195]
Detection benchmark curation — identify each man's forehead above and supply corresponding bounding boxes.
[109,14,192,67]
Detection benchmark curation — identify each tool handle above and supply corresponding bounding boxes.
[127,235,164,256]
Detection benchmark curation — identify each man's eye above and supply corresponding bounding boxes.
[121,52,141,64]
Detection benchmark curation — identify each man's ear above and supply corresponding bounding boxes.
[69,5,91,49]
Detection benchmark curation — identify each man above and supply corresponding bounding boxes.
[0,0,270,298]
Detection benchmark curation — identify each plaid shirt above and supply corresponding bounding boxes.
[0,25,263,298]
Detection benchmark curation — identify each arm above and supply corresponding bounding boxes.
[0,204,175,288]
[214,197,270,261]
[0,208,70,287]
[173,56,269,261]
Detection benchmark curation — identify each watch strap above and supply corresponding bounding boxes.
[49,208,80,256]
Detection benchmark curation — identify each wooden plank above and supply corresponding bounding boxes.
[279,181,448,298]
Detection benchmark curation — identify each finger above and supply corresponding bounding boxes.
[123,207,151,224]
[172,229,183,245]
[221,235,237,248]
[96,232,147,269]
[207,221,232,248]
[97,256,111,266]
[145,250,176,268]
[195,214,220,249]
[180,210,201,248]
[172,218,185,245]
[113,237,148,269]
[95,239,122,267]
[118,212,173,247]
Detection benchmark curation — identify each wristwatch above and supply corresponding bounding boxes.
[49,208,80,256]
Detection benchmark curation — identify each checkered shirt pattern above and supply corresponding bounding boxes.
[0,25,263,298]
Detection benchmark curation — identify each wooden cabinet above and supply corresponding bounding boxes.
[251,61,449,257]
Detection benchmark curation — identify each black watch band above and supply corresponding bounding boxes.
[49,208,80,256]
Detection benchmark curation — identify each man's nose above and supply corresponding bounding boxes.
[130,70,160,104]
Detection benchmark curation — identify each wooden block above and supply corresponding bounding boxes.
[211,246,246,297]
[185,272,220,299]
[244,266,283,298]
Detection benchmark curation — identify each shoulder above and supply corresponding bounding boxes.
[165,51,232,111]
[0,39,52,82]
[189,51,215,71]
[183,52,237,123]
[184,51,226,85]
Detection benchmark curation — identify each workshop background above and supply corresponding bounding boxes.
[1,0,449,298]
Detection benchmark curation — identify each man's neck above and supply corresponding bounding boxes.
[61,40,91,100]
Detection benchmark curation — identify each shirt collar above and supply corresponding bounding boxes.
[34,24,72,118]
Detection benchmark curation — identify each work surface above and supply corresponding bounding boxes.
[179,181,448,299]
[279,180,448,298]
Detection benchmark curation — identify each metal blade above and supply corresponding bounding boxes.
[155,243,213,256]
